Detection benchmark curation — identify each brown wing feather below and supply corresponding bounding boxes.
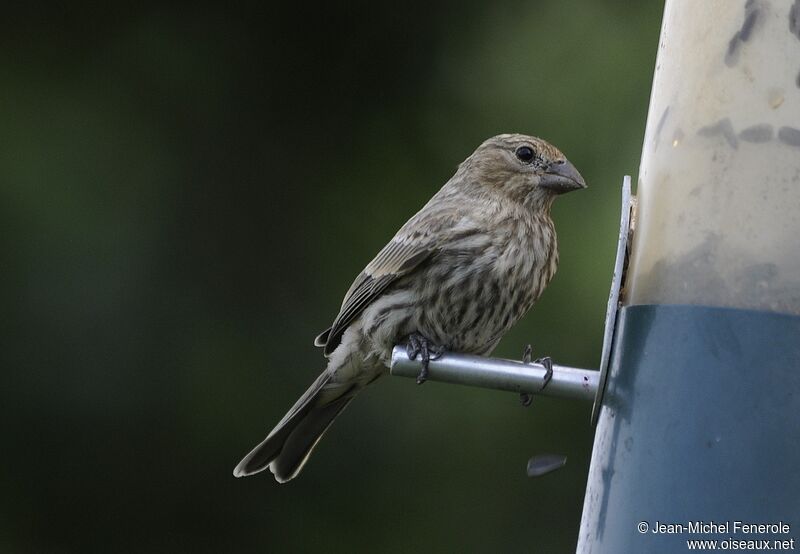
[314,204,483,355]
[316,239,434,355]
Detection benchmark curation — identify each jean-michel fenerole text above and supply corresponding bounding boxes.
[650,521,791,535]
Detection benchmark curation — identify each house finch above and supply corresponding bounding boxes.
[233,133,586,482]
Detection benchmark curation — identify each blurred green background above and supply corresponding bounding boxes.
[0,2,662,552]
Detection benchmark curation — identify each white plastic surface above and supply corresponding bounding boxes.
[626,0,800,314]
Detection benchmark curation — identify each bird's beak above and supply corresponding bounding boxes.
[539,160,587,194]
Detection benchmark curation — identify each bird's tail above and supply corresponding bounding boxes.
[233,371,358,482]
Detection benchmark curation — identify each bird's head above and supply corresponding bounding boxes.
[458,133,587,209]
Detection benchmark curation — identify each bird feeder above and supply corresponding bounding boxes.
[578,0,800,551]
[393,0,800,550]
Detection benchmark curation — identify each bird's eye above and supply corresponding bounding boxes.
[515,146,535,163]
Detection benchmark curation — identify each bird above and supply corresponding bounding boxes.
[233,133,586,482]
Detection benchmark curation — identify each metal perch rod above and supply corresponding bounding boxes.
[390,346,599,402]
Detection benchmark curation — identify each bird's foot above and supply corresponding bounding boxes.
[535,356,553,391]
[519,345,553,406]
[406,333,444,385]
[520,345,534,406]
[522,344,533,364]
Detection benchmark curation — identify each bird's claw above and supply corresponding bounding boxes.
[534,356,553,391]
[520,344,534,406]
[522,344,533,364]
[406,333,443,385]
[519,345,553,406]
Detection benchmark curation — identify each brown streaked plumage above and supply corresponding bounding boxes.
[233,133,586,482]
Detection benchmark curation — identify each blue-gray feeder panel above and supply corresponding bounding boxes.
[578,304,800,553]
